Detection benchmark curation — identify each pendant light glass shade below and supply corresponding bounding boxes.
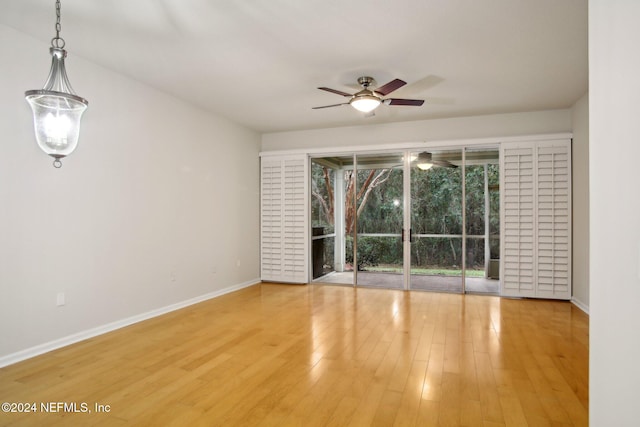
[26,48,87,167]
[25,1,88,168]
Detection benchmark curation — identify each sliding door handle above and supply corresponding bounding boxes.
[401,229,414,242]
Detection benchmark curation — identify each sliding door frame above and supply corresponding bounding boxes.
[296,133,571,296]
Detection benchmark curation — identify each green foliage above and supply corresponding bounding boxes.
[311,157,500,271]
[357,168,403,234]
[411,166,462,235]
[310,163,335,233]
[410,237,462,268]
[345,235,402,269]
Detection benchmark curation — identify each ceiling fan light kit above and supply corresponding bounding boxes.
[416,152,434,170]
[415,151,457,169]
[313,76,424,113]
[417,162,434,170]
[350,95,381,113]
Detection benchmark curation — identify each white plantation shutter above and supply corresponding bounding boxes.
[260,159,283,280]
[281,158,307,281]
[260,155,308,283]
[500,139,571,300]
[501,144,536,297]
[536,141,571,299]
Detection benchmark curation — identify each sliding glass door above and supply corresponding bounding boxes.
[353,153,404,289]
[310,152,406,290]
[310,157,353,285]
[409,149,463,292]
[310,148,500,294]
[464,148,500,294]
[310,161,336,280]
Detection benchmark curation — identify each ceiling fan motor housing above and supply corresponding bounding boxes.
[357,76,375,88]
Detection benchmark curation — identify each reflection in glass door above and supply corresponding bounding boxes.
[353,153,405,289]
[409,149,464,292]
[310,160,336,279]
[464,148,500,294]
[310,157,353,285]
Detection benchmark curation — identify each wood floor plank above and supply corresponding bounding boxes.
[391,360,428,427]
[0,283,588,426]
[370,389,403,427]
[422,343,445,402]
[416,399,440,426]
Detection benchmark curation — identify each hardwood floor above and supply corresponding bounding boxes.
[0,283,589,426]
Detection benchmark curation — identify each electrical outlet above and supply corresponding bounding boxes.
[236,260,241,267]
[56,292,65,306]
[170,272,176,282]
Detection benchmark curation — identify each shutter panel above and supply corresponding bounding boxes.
[260,159,283,280]
[500,139,571,300]
[535,141,571,299]
[281,159,307,282]
[501,144,536,297]
[260,155,308,283]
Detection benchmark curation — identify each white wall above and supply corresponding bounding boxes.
[571,93,589,312]
[261,109,572,152]
[0,25,261,363]
[589,1,640,425]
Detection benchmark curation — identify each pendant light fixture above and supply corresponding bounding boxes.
[25,0,88,168]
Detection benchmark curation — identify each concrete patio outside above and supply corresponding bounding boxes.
[314,271,500,294]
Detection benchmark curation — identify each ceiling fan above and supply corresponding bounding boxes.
[313,76,424,113]
[415,152,458,169]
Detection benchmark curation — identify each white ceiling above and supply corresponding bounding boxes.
[0,0,587,133]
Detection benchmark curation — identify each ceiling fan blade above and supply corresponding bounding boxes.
[374,79,406,96]
[312,103,348,109]
[386,98,425,106]
[318,87,352,97]
[433,160,458,168]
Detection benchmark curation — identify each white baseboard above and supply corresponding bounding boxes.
[571,297,589,315]
[0,278,260,368]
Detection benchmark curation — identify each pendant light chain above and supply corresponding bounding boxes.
[52,0,65,49]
